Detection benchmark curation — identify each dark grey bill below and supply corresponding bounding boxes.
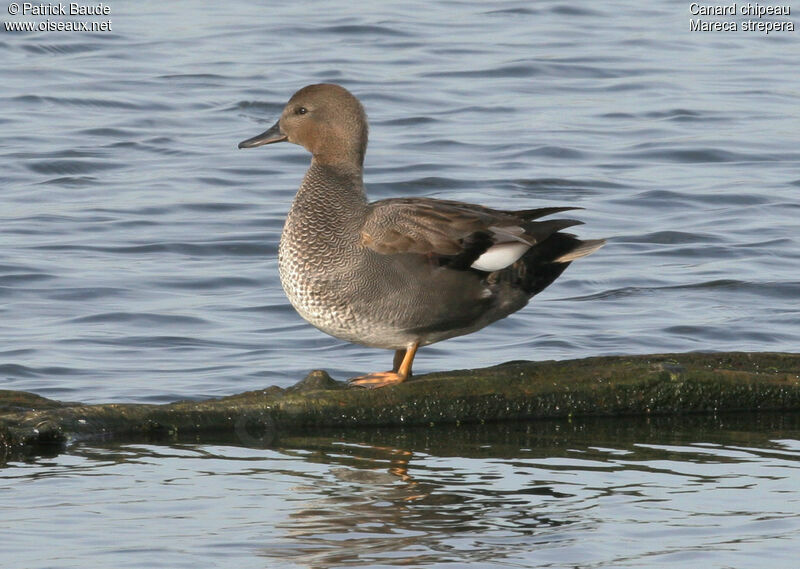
[238,120,287,148]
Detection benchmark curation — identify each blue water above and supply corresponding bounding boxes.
[1,1,799,567]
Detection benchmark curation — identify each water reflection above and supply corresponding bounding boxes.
[257,413,800,567]
[4,413,798,568]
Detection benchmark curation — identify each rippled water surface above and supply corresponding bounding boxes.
[3,415,800,569]
[2,0,799,567]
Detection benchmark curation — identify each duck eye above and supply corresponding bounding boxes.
[296,107,308,115]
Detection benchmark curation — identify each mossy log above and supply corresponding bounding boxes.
[2,352,799,457]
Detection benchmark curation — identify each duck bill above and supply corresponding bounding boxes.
[238,120,287,148]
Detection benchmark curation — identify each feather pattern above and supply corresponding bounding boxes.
[361,199,587,272]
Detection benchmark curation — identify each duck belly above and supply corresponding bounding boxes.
[278,244,512,349]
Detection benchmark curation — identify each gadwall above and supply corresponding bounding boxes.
[239,84,604,388]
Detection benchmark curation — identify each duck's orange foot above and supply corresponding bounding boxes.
[348,371,407,389]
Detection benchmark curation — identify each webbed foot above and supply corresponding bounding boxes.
[348,371,406,389]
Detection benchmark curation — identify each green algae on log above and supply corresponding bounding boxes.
[2,352,799,455]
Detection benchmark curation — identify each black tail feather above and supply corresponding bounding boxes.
[497,233,600,297]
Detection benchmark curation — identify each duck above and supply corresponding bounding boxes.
[239,84,604,388]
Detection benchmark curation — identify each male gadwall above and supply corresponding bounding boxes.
[239,84,604,388]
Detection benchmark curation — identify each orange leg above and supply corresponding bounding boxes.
[349,342,419,389]
[392,348,407,373]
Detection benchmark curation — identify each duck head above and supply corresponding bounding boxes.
[238,83,369,167]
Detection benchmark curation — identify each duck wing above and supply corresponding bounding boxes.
[360,198,583,271]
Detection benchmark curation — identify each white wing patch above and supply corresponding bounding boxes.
[469,225,533,272]
[471,241,531,271]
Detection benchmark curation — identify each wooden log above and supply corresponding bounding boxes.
[2,352,799,458]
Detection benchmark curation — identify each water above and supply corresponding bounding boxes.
[3,415,800,568]
[1,0,799,566]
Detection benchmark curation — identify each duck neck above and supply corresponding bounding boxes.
[292,159,367,219]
